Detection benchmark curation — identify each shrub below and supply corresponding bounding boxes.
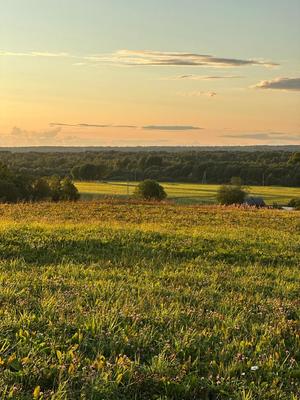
[134,180,167,201]
[288,198,300,209]
[216,184,247,205]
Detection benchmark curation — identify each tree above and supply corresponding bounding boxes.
[0,161,80,203]
[0,180,19,203]
[77,163,106,180]
[71,165,81,180]
[32,178,51,201]
[11,174,32,201]
[0,162,12,180]
[60,177,80,201]
[230,176,242,186]
[288,152,300,165]
[48,176,62,202]
[216,184,247,205]
[134,179,167,201]
[145,155,163,168]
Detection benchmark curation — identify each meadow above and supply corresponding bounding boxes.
[75,181,300,205]
[0,201,299,399]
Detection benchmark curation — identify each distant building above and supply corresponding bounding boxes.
[244,196,266,207]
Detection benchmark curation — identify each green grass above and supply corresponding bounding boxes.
[75,181,300,205]
[0,201,299,399]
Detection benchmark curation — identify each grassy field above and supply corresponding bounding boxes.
[75,181,300,205]
[0,201,299,399]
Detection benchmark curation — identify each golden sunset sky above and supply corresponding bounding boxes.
[1,0,300,146]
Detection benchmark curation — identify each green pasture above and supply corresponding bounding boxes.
[0,202,299,399]
[76,181,300,205]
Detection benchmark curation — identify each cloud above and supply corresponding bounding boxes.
[51,123,202,131]
[0,51,70,57]
[50,123,137,128]
[142,125,202,131]
[253,77,300,91]
[77,123,111,128]
[115,125,137,128]
[93,50,278,68]
[222,132,300,142]
[50,123,111,128]
[178,91,217,97]
[164,74,243,80]
[7,126,62,145]
[1,49,278,69]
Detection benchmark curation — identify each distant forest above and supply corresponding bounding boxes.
[0,149,299,187]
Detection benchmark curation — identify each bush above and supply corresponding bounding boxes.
[134,180,167,201]
[288,198,300,209]
[216,184,247,205]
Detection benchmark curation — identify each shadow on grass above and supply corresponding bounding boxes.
[0,226,296,267]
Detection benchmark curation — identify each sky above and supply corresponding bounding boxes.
[1,0,300,147]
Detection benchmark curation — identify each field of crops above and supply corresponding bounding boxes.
[75,181,300,205]
[0,201,299,399]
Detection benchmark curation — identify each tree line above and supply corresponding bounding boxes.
[0,150,299,187]
[0,162,79,203]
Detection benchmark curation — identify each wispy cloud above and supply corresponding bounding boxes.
[50,123,137,128]
[178,91,217,97]
[115,125,137,128]
[163,74,243,80]
[253,77,300,91]
[95,50,278,68]
[0,49,278,69]
[50,123,200,131]
[0,51,70,57]
[142,125,202,131]
[222,132,300,142]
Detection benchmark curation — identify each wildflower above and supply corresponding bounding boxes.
[251,366,259,371]
[33,386,41,399]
